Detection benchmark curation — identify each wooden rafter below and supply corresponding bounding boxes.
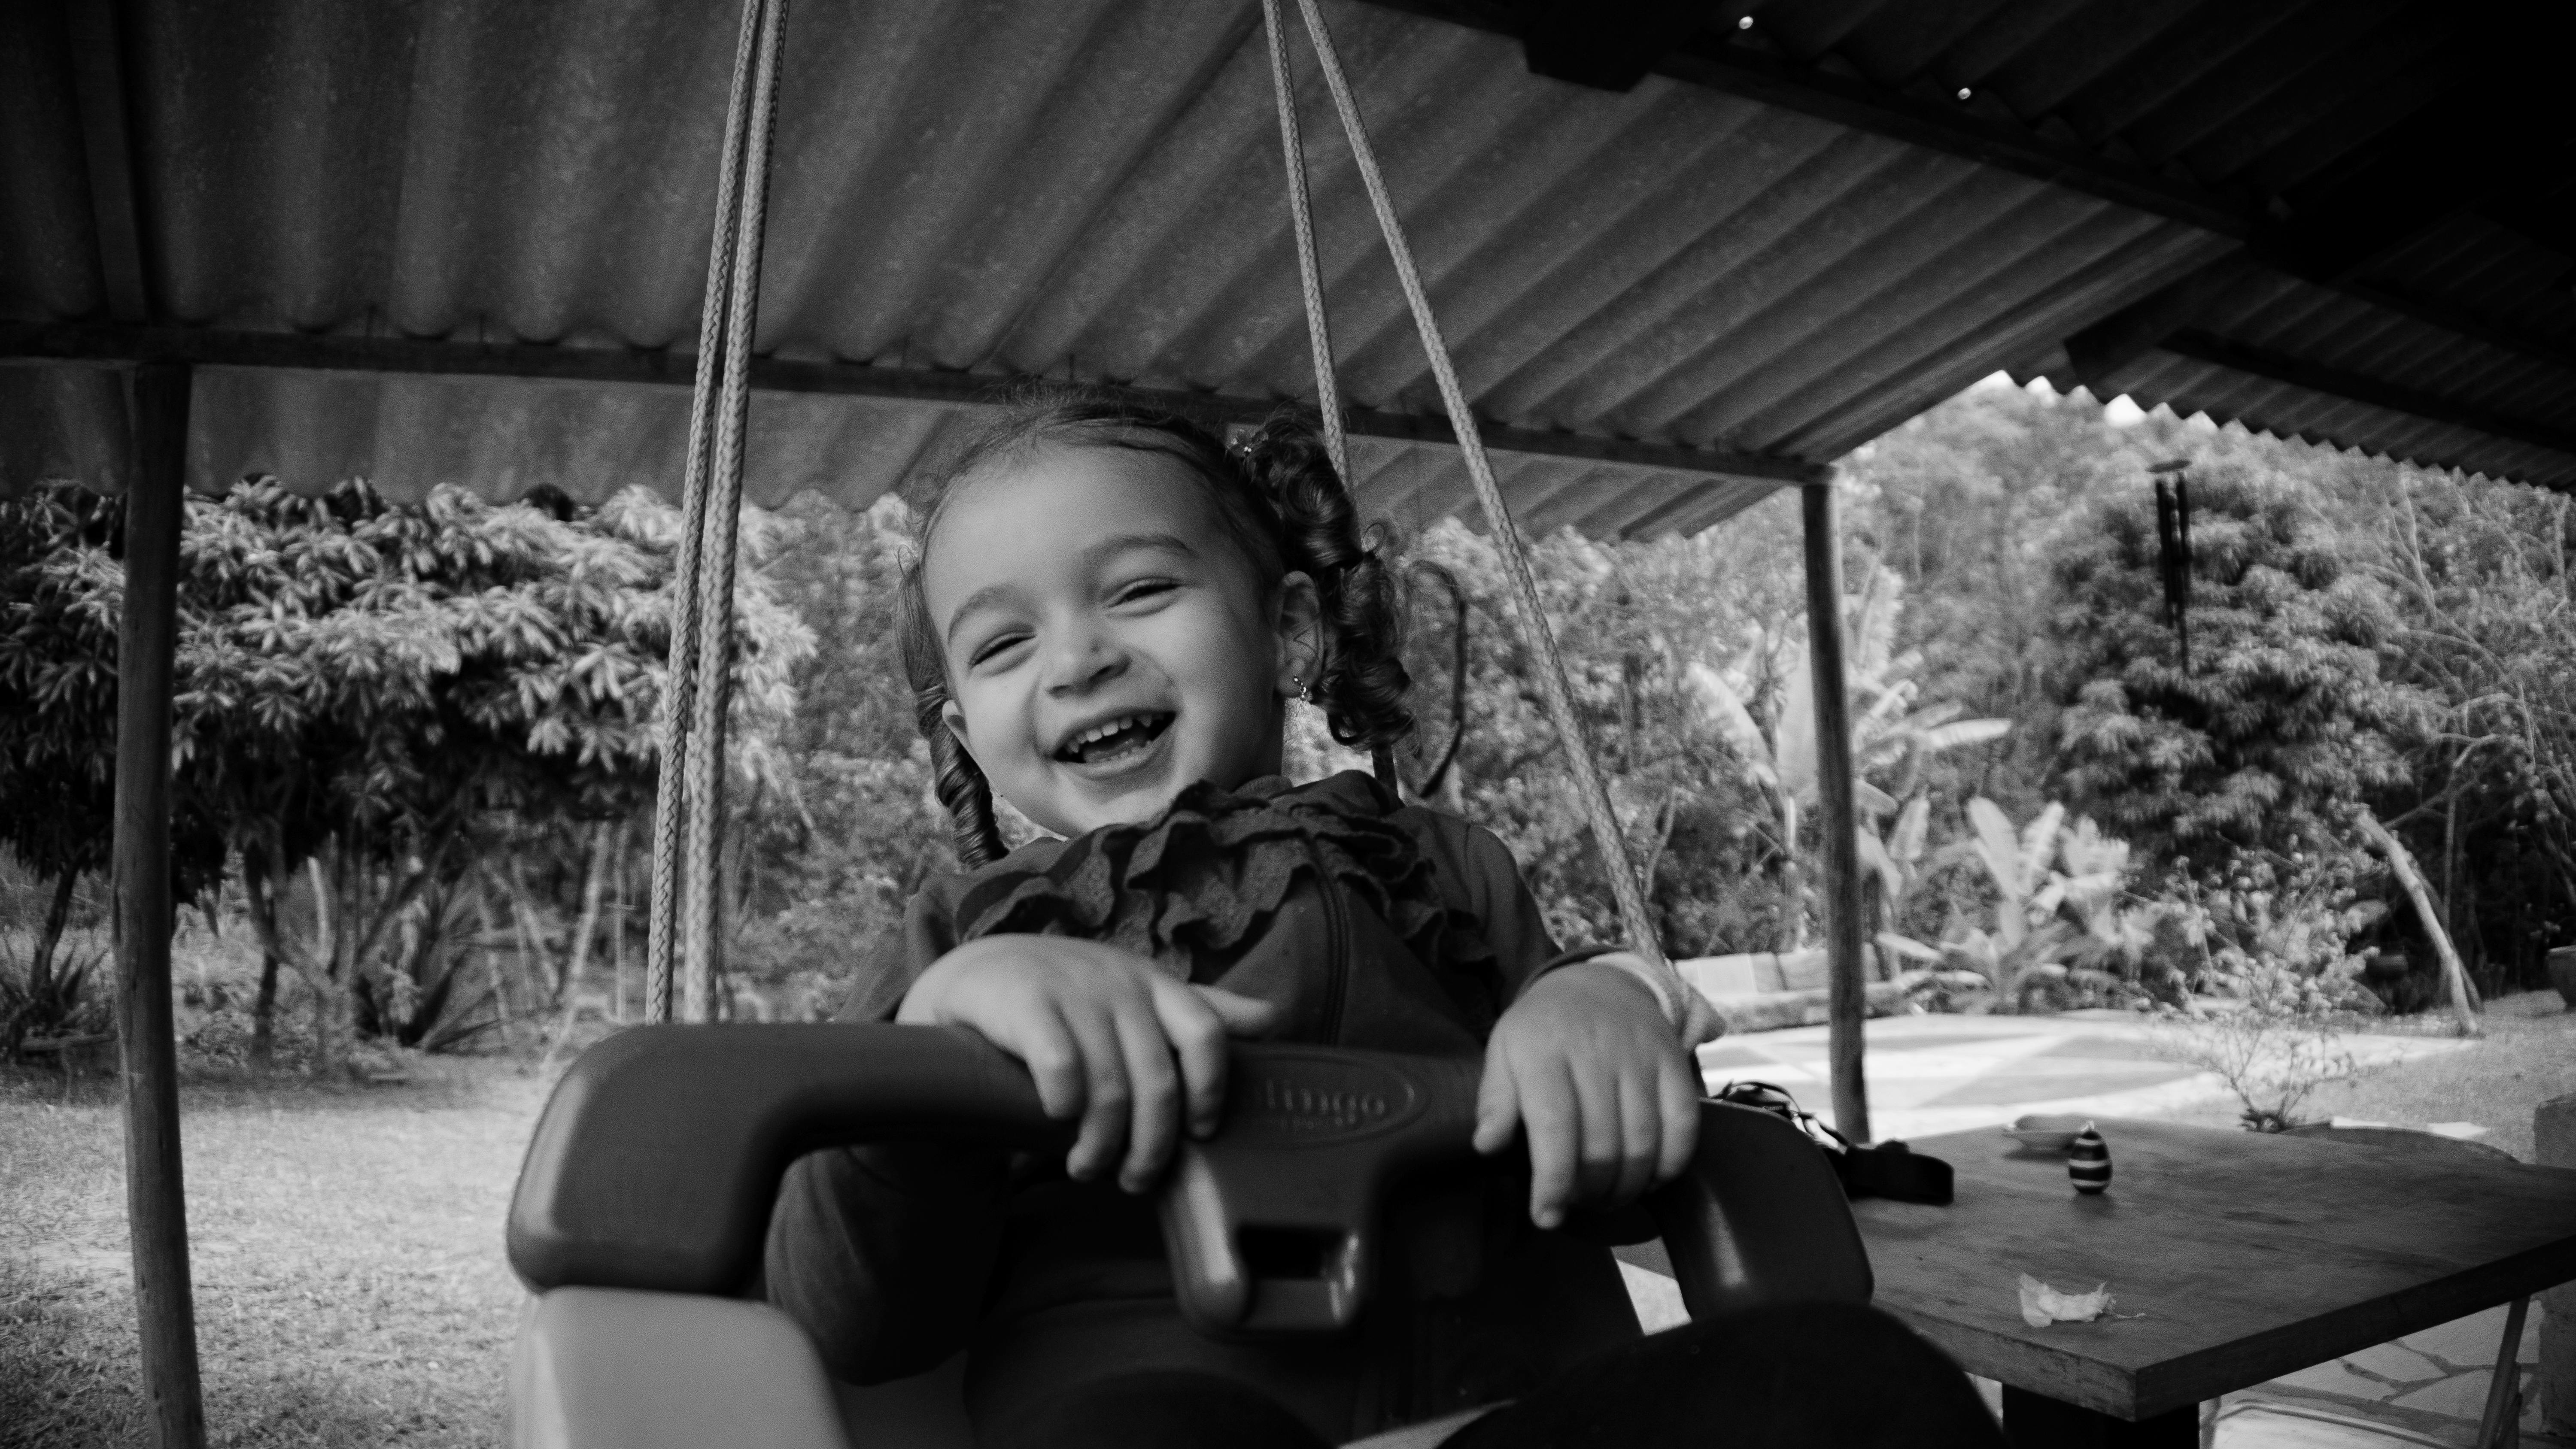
[2066,258,2576,391]
[2157,330,2576,464]
[0,320,1829,489]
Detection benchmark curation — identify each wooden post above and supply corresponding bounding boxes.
[114,360,207,1449]
[1803,478,1870,1144]
[2357,809,2480,1037]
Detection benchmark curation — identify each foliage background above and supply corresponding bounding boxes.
[7,379,2574,1062]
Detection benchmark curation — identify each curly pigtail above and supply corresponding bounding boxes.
[1239,413,1413,755]
[897,563,1007,868]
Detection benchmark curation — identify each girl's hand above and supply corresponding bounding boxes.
[1472,956,1701,1229]
[896,934,1280,1192]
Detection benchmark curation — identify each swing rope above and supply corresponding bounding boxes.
[1260,0,1349,488]
[1263,5,1402,793]
[647,0,787,1025]
[1263,0,1714,1041]
[644,0,1703,1036]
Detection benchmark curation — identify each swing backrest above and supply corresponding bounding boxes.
[505,1022,1871,1449]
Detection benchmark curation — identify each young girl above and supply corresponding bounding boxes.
[764,395,2002,1449]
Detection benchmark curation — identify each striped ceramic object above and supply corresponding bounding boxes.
[2068,1124,2111,1194]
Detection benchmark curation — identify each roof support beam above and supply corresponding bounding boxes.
[1518,0,1714,93]
[2477,181,2576,264]
[1362,2,2576,382]
[1357,0,2249,234]
[2063,264,2247,392]
[1651,37,2253,236]
[65,0,149,322]
[2262,88,2571,284]
[1663,42,2576,377]
[0,320,1825,487]
[2067,255,2576,388]
[116,361,207,1449]
[2157,330,2576,462]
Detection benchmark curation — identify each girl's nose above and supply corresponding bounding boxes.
[1038,624,1126,696]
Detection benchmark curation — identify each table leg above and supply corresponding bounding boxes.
[2477,1295,2529,1449]
[2001,1386,2197,1448]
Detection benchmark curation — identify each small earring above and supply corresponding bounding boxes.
[1290,675,1313,704]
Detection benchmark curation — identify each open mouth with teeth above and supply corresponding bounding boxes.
[1054,711,1176,766]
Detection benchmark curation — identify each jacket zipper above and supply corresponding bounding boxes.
[1314,843,1350,1044]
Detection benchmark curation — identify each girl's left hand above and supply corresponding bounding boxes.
[1472,955,1701,1229]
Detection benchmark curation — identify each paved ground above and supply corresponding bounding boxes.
[1690,1008,2478,1143]
[1628,1010,2565,1447]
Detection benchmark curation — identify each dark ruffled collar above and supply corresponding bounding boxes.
[948,771,1485,982]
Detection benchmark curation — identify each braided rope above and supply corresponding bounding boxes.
[679,0,788,1024]
[646,0,766,1025]
[1285,0,1686,1012]
[1266,0,1399,795]
[1259,0,1347,486]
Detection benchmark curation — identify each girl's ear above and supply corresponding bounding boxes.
[1272,570,1324,697]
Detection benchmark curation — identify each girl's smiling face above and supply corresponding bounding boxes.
[923,444,1318,840]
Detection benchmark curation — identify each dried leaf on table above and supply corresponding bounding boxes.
[2017,1273,2117,1326]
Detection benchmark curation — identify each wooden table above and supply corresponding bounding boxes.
[1848,1119,2576,1447]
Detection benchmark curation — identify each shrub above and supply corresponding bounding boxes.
[2048,457,2434,867]
[2146,963,2363,1131]
[0,933,109,1057]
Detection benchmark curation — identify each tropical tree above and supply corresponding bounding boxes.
[2343,464,2576,988]
[1394,507,1804,954]
[1842,382,2157,815]
[2048,454,2436,867]
[729,494,954,989]
[0,488,224,1040]
[2,477,809,1070]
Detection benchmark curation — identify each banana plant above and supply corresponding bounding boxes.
[1938,798,2152,1008]
[1688,566,2008,950]
[1856,791,1950,974]
[2037,817,2153,970]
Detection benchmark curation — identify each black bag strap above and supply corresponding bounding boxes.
[1710,1081,1953,1206]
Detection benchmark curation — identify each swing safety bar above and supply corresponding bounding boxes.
[507,1024,1872,1340]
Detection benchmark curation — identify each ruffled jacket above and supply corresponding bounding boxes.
[763,772,1642,1443]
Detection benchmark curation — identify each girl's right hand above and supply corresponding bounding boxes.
[895,934,1281,1193]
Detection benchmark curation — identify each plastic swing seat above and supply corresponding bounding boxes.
[504,1023,1876,1449]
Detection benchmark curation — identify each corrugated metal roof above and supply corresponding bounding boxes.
[1708,0,2573,489]
[2029,246,2576,484]
[4,0,2568,524]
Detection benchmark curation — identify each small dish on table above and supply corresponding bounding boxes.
[2002,1114,2090,1154]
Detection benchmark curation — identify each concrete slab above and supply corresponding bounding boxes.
[1916,1063,2199,1107]
[2387,1370,2499,1419]
[2035,1035,2177,1061]
[2268,1361,2399,1403]
[1859,1066,2240,1142]
[2396,1304,2535,1369]
[1706,1010,2484,1141]
[2341,1343,2446,1384]
[2212,1400,2457,1446]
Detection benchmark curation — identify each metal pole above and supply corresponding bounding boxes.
[115,359,207,1449]
[1803,477,1870,1144]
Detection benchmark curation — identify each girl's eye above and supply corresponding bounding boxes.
[1112,578,1178,606]
[966,631,1030,668]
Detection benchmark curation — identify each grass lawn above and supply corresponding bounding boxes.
[4,992,2570,1448]
[1,1057,549,1449]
